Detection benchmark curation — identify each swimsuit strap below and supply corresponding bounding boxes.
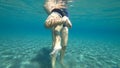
[51,8,68,17]
[51,8,69,27]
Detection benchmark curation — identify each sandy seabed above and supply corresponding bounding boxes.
[0,36,120,68]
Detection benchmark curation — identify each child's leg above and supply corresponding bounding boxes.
[51,25,63,68]
[60,26,68,64]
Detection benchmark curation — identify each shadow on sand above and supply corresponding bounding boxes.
[31,47,51,68]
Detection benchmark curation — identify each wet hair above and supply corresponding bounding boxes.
[57,0,68,4]
[63,0,68,4]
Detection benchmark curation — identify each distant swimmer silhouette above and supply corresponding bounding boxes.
[44,0,72,68]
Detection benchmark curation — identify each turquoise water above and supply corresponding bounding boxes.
[0,0,120,68]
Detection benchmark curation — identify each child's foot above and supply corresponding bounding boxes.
[60,61,68,68]
[50,45,62,56]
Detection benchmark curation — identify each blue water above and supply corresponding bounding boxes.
[0,0,120,68]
